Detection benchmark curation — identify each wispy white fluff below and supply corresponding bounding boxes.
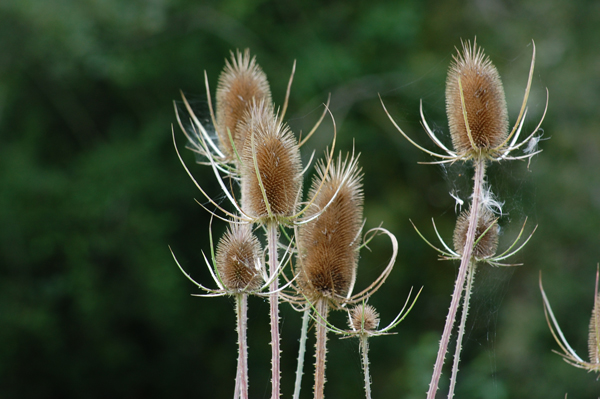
[478,184,505,216]
[449,190,464,214]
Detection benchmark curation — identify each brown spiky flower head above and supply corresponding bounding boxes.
[215,223,263,292]
[446,40,509,158]
[349,304,380,332]
[453,206,499,260]
[296,154,364,304]
[239,100,302,223]
[216,49,272,161]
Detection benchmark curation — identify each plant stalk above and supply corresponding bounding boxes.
[267,221,281,399]
[314,299,329,399]
[234,293,249,399]
[427,158,486,399]
[360,335,372,399]
[293,307,311,399]
[447,262,477,399]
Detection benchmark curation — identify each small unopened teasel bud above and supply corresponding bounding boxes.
[446,40,509,156]
[216,49,272,160]
[453,207,499,260]
[349,304,380,332]
[215,223,263,292]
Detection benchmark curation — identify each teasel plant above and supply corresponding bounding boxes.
[292,151,364,399]
[539,266,600,376]
[381,38,548,398]
[279,151,418,399]
[314,296,420,399]
[172,48,341,399]
[412,206,536,397]
[169,221,273,399]
[232,100,345,398]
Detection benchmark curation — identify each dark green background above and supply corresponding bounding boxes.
[2,0,599,397]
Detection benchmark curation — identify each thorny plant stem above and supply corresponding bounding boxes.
[235,294,249,399]
[360,335,372,399]
[267,222,281,399]
[314,299,329,399]
[293,307,311,399]
[448,262,477,399]
[427,158,487,399]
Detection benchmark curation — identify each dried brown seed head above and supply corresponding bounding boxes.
[215,223,263,292]
[296,154,363,302]
[446,40,509,156]
[240,100,302,222]
[349,304,380,332]
[589,293,600,364]
[453,207,499,259]
[216,49,272,160]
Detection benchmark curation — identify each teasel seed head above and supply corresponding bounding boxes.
[215,223,263,292]
[453,206,499,260]
[297,153,364,304]
[349,304,380,332]
[589,293,600,365]
[239,100,303,223]
[216,49,272,160]
[446,40,509,157]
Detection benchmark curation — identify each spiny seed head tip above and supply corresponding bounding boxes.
[240,100,302,222]
[216,49,272,160]
[446,40,508,156]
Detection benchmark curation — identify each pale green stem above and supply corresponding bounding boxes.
[448,262,477,399]
[427,158,486,399]
[293,307,311,399]
[314,299,329,399]
[360,335,372,399]
[267,222,281,399]
[234,293,249,399]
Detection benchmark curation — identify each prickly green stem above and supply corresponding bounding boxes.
[293,307,311,399]
[360,335,372,399]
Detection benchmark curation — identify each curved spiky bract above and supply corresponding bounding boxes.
[446,40,509,156]
[240,100,303,223]
[216,49,272,160]
[216,223,263,292]
[453,206,499,260]
[296,153,364,303]
[540,268,600,374]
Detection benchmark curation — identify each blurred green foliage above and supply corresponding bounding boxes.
[1,0,599,397]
